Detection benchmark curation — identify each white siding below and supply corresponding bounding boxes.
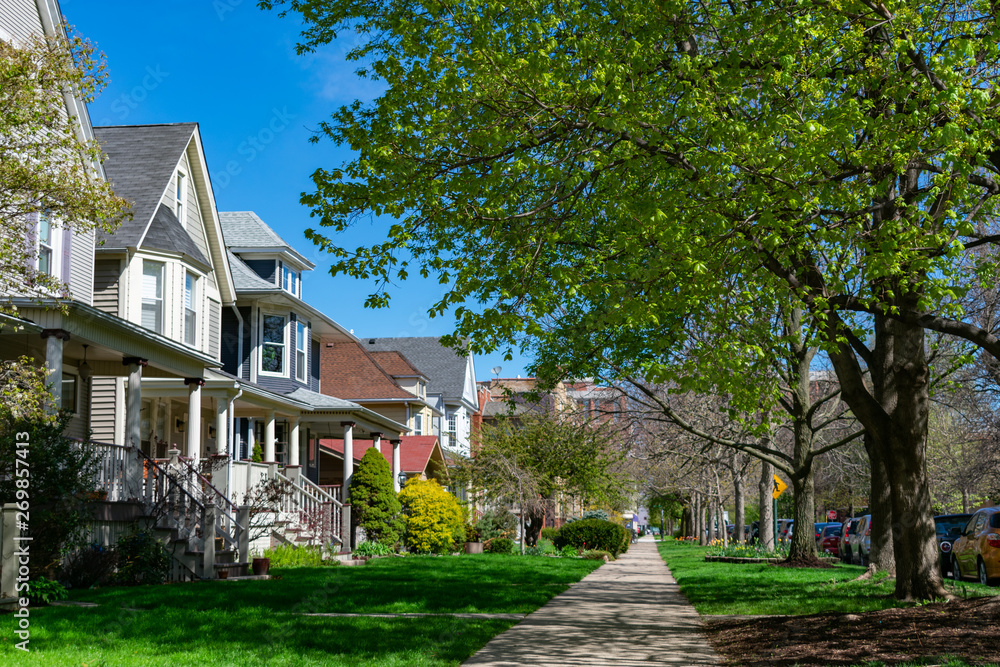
[208,298,221,360]
[0,0,41,41]
[69,228,95,305]
[93,257,122,315]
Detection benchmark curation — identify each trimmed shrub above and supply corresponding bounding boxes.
[398,478,465,553]
[582,509,609,521]
[553,518,631,556]
[350,446,403,546]
[477,509,517,540]
[581,549,613,561]
[484,537,515,554]
[540,527,560,542]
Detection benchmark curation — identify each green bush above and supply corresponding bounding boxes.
[540,527,560,541]
[582,509,609,521]
[477,509,517,540]
[350,447,403,546]
[61,544,116,589]
[112,531,170,585]
[261,544,328,567]
[526,538,558,556]
[355,540,393,557]
[465,523,482,542]
[580,549,613,561]
[559,545,579,558]
[484,537,515,554]
[399,478,465,553]
[553,518,631,556]
[26,576,68,605]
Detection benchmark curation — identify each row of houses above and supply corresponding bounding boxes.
[0,0,479,580]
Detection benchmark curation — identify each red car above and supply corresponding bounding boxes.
[817,524,842,556]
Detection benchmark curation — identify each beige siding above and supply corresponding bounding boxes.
[90,376,118,443]
[68,228,95,305]
[180,152,212,267]
[208,298,221,360]
[64,372,91,440]
[93,257,122,315]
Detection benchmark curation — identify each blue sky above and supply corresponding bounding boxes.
[65,0,531,383]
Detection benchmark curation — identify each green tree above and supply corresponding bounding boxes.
[349,446,403,546]
[262,0,1000,599]
[1,26,128,312]
[462,411,628,548]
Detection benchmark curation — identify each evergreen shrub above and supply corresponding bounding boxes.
[349,447,403,547]
[553,518,630,556]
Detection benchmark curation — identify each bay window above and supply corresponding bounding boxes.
[295,321,306,382]
[141,260,164,334]
[262,314,286,375]
[184,272,198,346]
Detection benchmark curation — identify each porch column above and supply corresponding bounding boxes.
[122,357,147,448]
[289,417,301,467]
[184,378,204,460]
[372,432,384,457]
[41,329,69,412]
[215,398,228,456]
[392,439,402,492]
[264,410,276,463]
[342,421,355,499]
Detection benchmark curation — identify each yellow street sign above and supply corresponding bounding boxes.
[772,475,788,500]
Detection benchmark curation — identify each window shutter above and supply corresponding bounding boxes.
[61,226,73,285]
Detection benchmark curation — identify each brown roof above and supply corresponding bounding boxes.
[320,340,414,400]
[369,350,425,378]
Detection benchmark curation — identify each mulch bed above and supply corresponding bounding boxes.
[706,595,1000,665]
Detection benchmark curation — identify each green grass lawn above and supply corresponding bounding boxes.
[0,554,601,666]
[656,538,997,616]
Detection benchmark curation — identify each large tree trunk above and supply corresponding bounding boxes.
[885,312,945,600]
[707,496,717,543]
[758,461,775,549]
[787,307,819,562]
[788,469,818,562]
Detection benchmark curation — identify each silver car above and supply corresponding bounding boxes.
[849,515,872,565]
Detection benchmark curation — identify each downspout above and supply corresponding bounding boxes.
[228,386,243,502]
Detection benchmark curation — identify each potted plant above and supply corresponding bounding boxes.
[217,567,229,580]
[464,524,483,554]
[252,556,270,576]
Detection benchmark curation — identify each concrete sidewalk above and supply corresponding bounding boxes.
[463,538,720,666]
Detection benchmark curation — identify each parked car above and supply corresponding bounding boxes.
[840,518,861,563]
[934,514,973,577]
[848,515,872,565]
[817,524,842,556]
[951,507,1000,586]
[777,519,794,543]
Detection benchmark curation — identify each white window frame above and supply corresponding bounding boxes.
[61,371,79,415]
[282,265,298,296]
[37,211,56,277]
[141,260,165,334]
[184,271,198,347]
[295,320,307,382]
[260,313,288,377]
[413,412,423,435]
[175,171,186,225]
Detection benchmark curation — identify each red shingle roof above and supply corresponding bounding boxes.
[319,435,442,475]
[321,340,414,400]
[368,350,424,378]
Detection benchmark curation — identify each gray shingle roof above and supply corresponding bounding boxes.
[143,204,210,267]
[94,124,197,249]
[219,211,314,267]
[363,337,471,402]
[226,249,280,292]
[284,387,361,410]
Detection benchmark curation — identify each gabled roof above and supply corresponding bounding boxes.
[363,337,474,404]
[94,123,198,249]
[144,204,211,267]
[319,435,444,475]
[322,340,416,400]
[368,351,425,378]
[219,211,314,268]
[226,249,280,292]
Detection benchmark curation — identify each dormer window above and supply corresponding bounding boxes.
[282,264,298,296]
[413,413,423,435]
[418,380,426,398]
[175,172,186,225]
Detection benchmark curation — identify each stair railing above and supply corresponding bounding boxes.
[174,457,245,556]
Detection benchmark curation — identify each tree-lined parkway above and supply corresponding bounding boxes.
[260,0,1000,600]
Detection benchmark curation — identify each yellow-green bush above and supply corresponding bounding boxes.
[398,478,465,553]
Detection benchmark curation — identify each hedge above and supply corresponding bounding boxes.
[553,519,630,556]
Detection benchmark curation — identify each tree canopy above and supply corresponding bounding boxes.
[265,0,1000,599]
